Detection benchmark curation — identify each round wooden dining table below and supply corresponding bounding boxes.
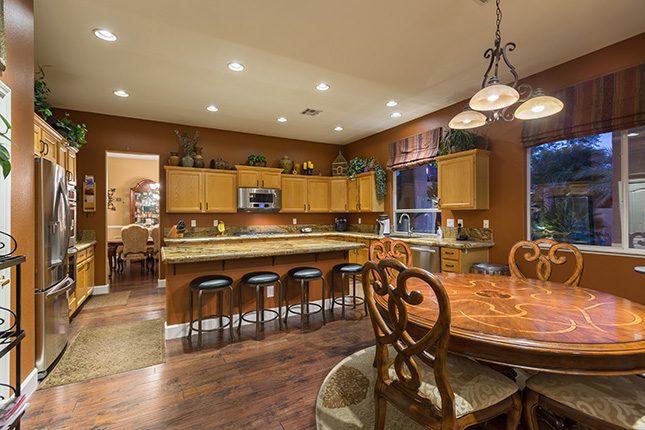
[375,273,645,376]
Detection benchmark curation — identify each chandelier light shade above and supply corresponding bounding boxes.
[448,108,488,129]
[448,0,563,129]
[514,89,564,120]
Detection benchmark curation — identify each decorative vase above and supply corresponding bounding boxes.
[279,155,293,174]
[193,147,205,168]
[181,155,194,167]
[293,163,301,175]
[168,152,180,166]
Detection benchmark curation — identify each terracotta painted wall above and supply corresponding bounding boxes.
[346,33,645,304]
[67,110,342,285]
[2,0,35,383]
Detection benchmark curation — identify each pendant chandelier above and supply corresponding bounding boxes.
[449,0,563,129]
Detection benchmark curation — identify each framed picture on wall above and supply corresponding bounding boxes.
[83,175,96,212]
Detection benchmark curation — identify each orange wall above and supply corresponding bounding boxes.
[346,33,645,304]
[3,0,35,383]
[68,111,342,285]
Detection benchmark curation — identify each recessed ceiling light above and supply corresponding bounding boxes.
[390,112,402,118]
[386,100,398,107]
[113,89,129,98]
[334,126,343,132]
[316,83,330,91]
[93,28,117,42]
[277,116,287,123]
[628,132,639,137]
[227,62,245,72]
[206,105,219,112]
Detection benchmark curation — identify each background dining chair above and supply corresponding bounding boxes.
[117,224,150,273]
[508,238,583,287]
[361,258,521,430]
[148,225,160,274]
[523,373,645,430]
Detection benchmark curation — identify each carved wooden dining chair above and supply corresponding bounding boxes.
[508,238,583,287]
[369,237,412,284]
[361,258,521,430]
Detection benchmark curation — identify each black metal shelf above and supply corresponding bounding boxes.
[0,256,25,271]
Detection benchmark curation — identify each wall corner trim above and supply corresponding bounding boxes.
[21,368,39,398]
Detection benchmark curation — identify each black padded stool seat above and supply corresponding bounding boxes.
[288,267,323,279]
[190,275,233,290]
[187,275,235,349]
[242,272,280,285]
[238,271,282,340]
[331,263,366,320]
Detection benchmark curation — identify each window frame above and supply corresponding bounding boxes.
[392,163,441,236]
[525,129,645,257]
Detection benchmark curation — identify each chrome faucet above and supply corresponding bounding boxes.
[398,213,412,236]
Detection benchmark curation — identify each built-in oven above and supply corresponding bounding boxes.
[237,188,281,212]
[67,181,77,247]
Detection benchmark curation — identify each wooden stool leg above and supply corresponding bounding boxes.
[341,274,346,320]
[228,286,234,341]
[218,290,224,330]
[375,393,387,430]
[255,286,261,340]
[187,289,193,338]
[330,271,335,313]
[197,290,203,350]
[321,277,326,325]
[283,279,290,325]
[237,283,243,333]
[352,275,357,309]
[300,280,305,331]
[277,280,283,330]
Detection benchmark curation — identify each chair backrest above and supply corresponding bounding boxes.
[150,225,160,253]
[508,238,583,287]
[120,224,150,257]
[362,258,456,426]
[369,237,412,282]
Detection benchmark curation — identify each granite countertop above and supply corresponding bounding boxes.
[163,231,493,250]
[161,238,365,264]
[75,240,97,252]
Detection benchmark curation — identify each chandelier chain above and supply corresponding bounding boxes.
[495,0,502,43]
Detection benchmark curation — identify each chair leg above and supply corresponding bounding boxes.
[217,290,224,330]
[255,286,261,341]
[283,279,290,325]
[352,275,357,309]
[506,392,522,430]
[522,388,540,430]
[300,280,305,331]
[197,290,203,350]
[237,283,243,333]
[305,281,310,325]
[330,271,335,313]
[277,280,283,330]
[187,289,193,338]
[228,286,234,341]
[320,277,326,325]
[374,393,387,430]
[341,274,346,320]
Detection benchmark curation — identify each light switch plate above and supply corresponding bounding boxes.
[358,218,362,224]
[447,218,455,228]
[292,218,297,225]
[266,286,274,298]
[213,219,218,227]
[457,219,464,227]
[190,220,197,228]
[483,219,490,228]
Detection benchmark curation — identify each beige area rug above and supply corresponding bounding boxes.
[40,319,165,389]
[316,346,423,429]
[83,291,131,310]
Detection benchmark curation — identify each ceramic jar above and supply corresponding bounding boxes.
[181,155,194,167]
[279,155,293,174]
[168,152,180,166]
[193,147,205,168]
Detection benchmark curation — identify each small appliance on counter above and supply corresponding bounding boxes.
[335,217,348,232]
[238,188,281,212]
[375,214,391,236]
[456,221,469,241]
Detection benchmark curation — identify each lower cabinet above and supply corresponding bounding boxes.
[440,247,489,274]
[69,245,96,316]
[348,239,371,265]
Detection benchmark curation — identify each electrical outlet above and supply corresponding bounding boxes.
[213,219,218,227]
[292,218,297,225]
[266,286,274,298]
[483,219,490,229]
[457,219,464,227]
[190,219,197,228]
[447,219,455,228]
[358,218,362,224]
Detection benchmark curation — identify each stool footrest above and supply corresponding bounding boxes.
[286,302,323,317]
[188,315,233,334]
[333,295,365,307]
[239,309,280,325]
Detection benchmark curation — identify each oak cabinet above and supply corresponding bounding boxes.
[165,167,237,213]
[348,239,371,265]
[33,114,59,164]
[235,165,284,189]
[330,177,348,212]
[436,149,490,210]
[67,147,78,183]
[348,171,384,213]
[280,176,308,212]
[70,244,96,316]
[440,247,489,274]
[307,177,331,212]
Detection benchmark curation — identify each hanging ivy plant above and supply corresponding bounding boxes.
[347,156,387,201]
[35,68,53,121]
[53,113,88,149]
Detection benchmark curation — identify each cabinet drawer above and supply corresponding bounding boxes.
[441,259,460,273]
[87,246,94,257]
[441,248,461,261]
[77,249,88,262]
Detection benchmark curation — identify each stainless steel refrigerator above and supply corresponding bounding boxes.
[35,157,74,376]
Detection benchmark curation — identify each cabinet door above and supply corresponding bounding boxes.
[33,123,42,156]
[57,142,68,169]
[166,169,204,213]
[330,178,348,212]
[238,170,260,188]
[67,149,77,183]
[358,172,384,213]
[40,130,58,164]
[347,179,359,212]
[307,177,330,212]
[438,155,475,209]
[261,171,282,189]
[75,261,87,305]
[87,256,95,295]
[280,176,307,212]
[204,171,237,213]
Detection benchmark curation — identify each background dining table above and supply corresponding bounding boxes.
[375,272,645,375]
[107,238,154,276]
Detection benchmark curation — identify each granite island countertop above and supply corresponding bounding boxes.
[75,240,97,252]
[161,238,365,264]
[163,231,493,250]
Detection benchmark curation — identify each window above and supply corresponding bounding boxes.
[528,125,645,253]
[393,163,441,234]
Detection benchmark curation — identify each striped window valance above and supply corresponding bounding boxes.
[522,63,645,148]
[387,127,442,170]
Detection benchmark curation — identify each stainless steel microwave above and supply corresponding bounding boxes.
[237,188,281,212]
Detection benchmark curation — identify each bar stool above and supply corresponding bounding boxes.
[284,267,326,331]
[330,263,366,319]
[238,271,282,340]
[187,275,235,349]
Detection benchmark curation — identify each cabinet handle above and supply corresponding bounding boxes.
[304,203,306,211]
[42,141,49,155]
[206,202,209,210]
[256,179,259,187]
[199,202,202,211]
[262,179,265,187]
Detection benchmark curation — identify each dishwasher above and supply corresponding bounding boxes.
[409,245,440,273]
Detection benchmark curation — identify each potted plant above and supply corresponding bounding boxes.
[0,114,11,178]
[439,129,489,155]
[34,69,53,121]
[174,130,199,167]
[247,154,267,167]
[347,156,387,201]
[53,113,88,149]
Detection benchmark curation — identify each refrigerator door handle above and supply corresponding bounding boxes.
[46,277,73,298]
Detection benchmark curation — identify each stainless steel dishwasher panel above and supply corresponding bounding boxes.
[410,245,440,273]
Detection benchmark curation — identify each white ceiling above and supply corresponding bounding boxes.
[34,0,645,145]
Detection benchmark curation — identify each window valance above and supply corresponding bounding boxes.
[522,64,645,148]
[387,127,442,171]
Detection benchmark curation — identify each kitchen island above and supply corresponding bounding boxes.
[161,238,365,337]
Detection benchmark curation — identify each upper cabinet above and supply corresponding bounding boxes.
[436,149,489,210]
[33,114,78,182]
[281,176,331,213]
[235,165,283,189]
[307,177,331,212]
[165,166,237,213]
[348,171,384,213]
[330,177,348,212]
